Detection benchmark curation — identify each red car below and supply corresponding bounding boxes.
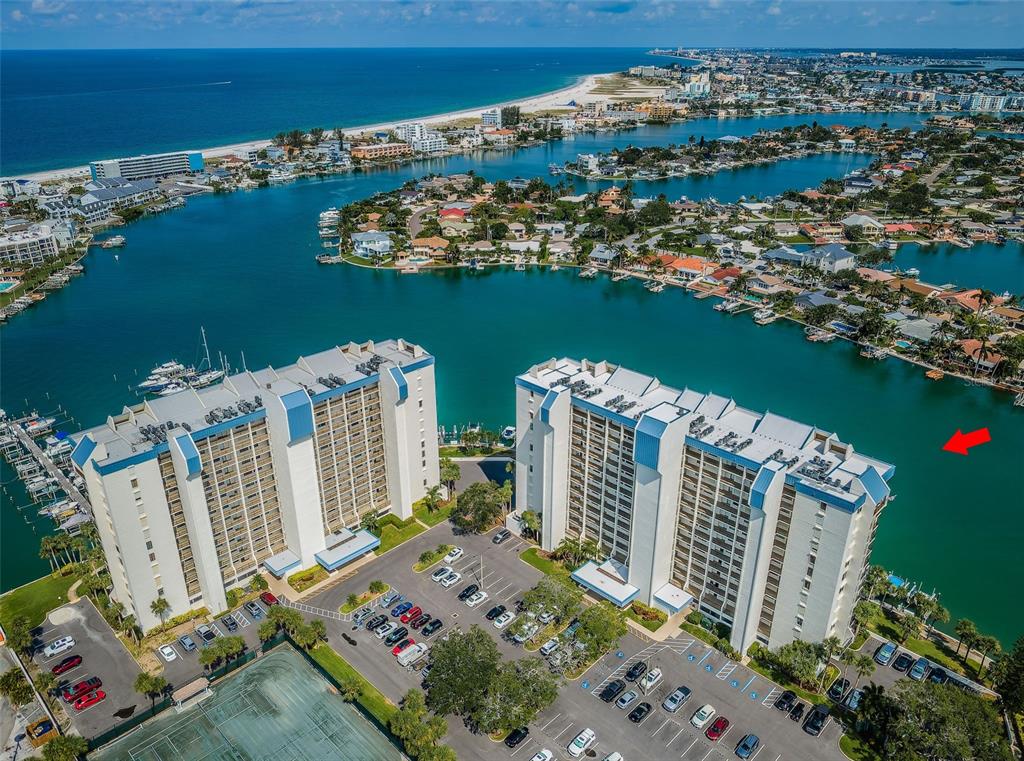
[392,638,416,656]
[260,592,279,607]
[74,690,106,711]
[399,606,422,624]
[62,677,101,703]
[52,655,82,676]
[705,716,730,741]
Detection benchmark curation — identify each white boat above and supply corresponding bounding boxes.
[101,235,126,249]
[905,267,920,277]
[500,426,516,441]
[24,416,56,435]
[723,300,744,313]
[550,263,560,271]
[647,282,665,293]
[713,299,733,312]
[885,240,899,251]
[157,383,187,397]
[151,361,186,376]
[191,369,225,388]
[611,272,631,282]
[579,268,598,279]
[753,308,777,325]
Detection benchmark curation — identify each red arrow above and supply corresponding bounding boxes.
[942,428,991,455]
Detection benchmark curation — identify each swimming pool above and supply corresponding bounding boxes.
[0,281,18,292]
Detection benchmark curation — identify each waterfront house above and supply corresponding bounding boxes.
[748,273,788,295]
[884,223,918,236]
[804,243,856,273]
[938,289,1006,315]
[440,219,474,239]
[662,255,712,281]
[588,244,618,267]
[799,222,844,243]
[897,318,939,344]
[958,339,1002,375]
[351,231,392,258]
[891,278,943,300]
[507,222,527,241]
[992,305,1024,331]
[856,268,896,283]
[411,236,449,260]
[841,213,885,238]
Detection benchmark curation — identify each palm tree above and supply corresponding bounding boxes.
[422,485,442,513]
[121,615,141,646]
[977,635,1001,680]
[41,735,88,761]
[39,535,58,572]
[849,653,875,689]
[818,636,844,689]
[34,670,57,699]
[520,510,541,541]
[954,618,977,656]
[150,596,170,625]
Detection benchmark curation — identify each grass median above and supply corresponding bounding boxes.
[310,643,397,727]
[0,569,84,629]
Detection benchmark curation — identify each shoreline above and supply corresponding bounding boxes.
[4,72,614,184]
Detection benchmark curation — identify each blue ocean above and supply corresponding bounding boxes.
[1,47,655,175]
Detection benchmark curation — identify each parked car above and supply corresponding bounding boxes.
[73,690,106,711]
[874,641,897,666]
[615,690,639,710]
[690,704,716,729]
[51,655,82,676]
[512,622,539,644]
[259,591,279,607]
[384,627,409,646]
[492,529,512,545]
[465,591,489,608]
[42,637,76,659]
[376,622,399,640]
[364,615,387,632]
[567,728,596,758]
[494,611,516,630]
[639,668,663,694]
[827,677,850,702]
[530,751,554,761]
[929,667,949,685]
[379,592,401,608]
[537,609,555,625]
[353,607,374,625]
[158,645,177,662]
[705,716,730,741]
[774,690,797,712]
[443,547,464,563]
[457,584,479,601]
[431,566,453,582]
[222,615,238,633]
[400,606,422,624]
[735,733,760,759]
[628,702,652,723]
[244,601,263,619]
[396,643,429,667]
[540,638,561,657]
[803,705,830,736]
[410,614,431,630]
[599,679,626,703]
[392,639,415,656]
[892,652,914,673]
[422,619,444,637]
[662,686,691,713]
[178,634,198,652]
[504,727,529,749]
[392,601,414,618]
[844,688,864,712]
[441,572,462,588]
[195,624,216,644]
[625,661,648,682]
[485,605,506,621]
[909,657,930,681]
[62,677,101,703]
[370,618,393,635]
[789,702,806,722]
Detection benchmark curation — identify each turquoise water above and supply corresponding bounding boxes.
[91,646,403,761]
[893,242,1024,293]
[2,114,1022,646]
[0,282,15,292]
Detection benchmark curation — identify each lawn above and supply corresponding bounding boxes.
[865,608,982,681]
[0,569,84,629]
[437,445,511,458]
[376,516,426,554]
[840,733,884,761]
[287,565,328,593]
[310,643,397,727]
[625,602,667,633]
[413,545,452,573]
[519,548,570,579]
[412,497,456,528]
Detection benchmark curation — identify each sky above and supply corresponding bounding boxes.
[2,0,1023,50]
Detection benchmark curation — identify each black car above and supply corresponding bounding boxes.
[928,667,949,685]
[422,619,444,637]
[410,614,432,630]
[384,626,409,646]
[485,604,507,621]
[789,702,806,722]
[364,615,387,631]
[774,690,797,712]
[827,677,850,702]
[222,616,239,633]
[599,679,627,703]
[628,702,653,723]
[504,727,529,748]
[892,652,914,673]
[492,529,512,545]
[803,706,830,736]
[457,584,480,601]
[625,661,648,682]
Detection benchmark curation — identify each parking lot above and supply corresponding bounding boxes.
[303,522,849,761]
[32,598,142,739]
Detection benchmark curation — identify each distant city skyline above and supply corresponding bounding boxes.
[3,0,1024,50]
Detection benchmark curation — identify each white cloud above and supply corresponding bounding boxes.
[30,0,66,14]
[11,8,25,21]
[766,3,781,15]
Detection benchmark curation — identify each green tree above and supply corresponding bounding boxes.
[258,620,279,643]
[41,735,89,761]
[896,613,922,644]
[150,595,170,624]
[0,668,34,706]
[449,481,503,533]
[575,601,627,659]
[991,635,1024,714]
[5,615,32,656]
[954,618,978,657]
[347,592,360,609]
[134,671,169,710]
[440,457,460,497]
[248,574,269,592]
[369,579,388,594]
[852,600,881,635]
[425,625,500,716]
[472,657,559,734]
[34,669,57,698]
[769,640,820,689]
[521,576,583,626]
[519,510,540,541]
[422,485,443,513]
[417,746,458,761]
[337,675,362,703]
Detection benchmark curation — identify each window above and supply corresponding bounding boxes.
[149,552,157,562]
[145,541,153,550]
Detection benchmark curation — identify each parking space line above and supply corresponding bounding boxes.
[696,649,712,666]
[233,611,249,628]
[504,587,523,604]
[540,712,562,731]
[210,622,224,638]
[761,687,781,706]
[741,674,757,692]
[652,719,669,736]
[716,662,736,680]
[749,745,765,760]
[700,749,715,761]
[681,738,697,756]
[554,722,575,740]
[669,726,686,745]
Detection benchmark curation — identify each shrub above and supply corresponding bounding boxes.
[686,611,704,627]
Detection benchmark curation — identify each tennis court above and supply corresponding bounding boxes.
[90,647,403,761]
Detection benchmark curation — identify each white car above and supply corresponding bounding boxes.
[493,611,516,630]
[375,622,399,639]
[537,609,555,625]
[530,751,554,761]
[567,728,596,758]
[690,703,716,729]
[465,591,489,608]
[443,547,463,564]
[431,566,454,582]
[158,644,177,662]
[42,636,75,658]
[440,571,462,588]
[513,622,540,644]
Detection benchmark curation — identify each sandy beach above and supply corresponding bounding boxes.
[10,72,613,183]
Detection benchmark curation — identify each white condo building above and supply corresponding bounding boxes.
[90,151,204,181]
[0,224,60,266]
[515,358,893,653]
[72,339,439,631]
